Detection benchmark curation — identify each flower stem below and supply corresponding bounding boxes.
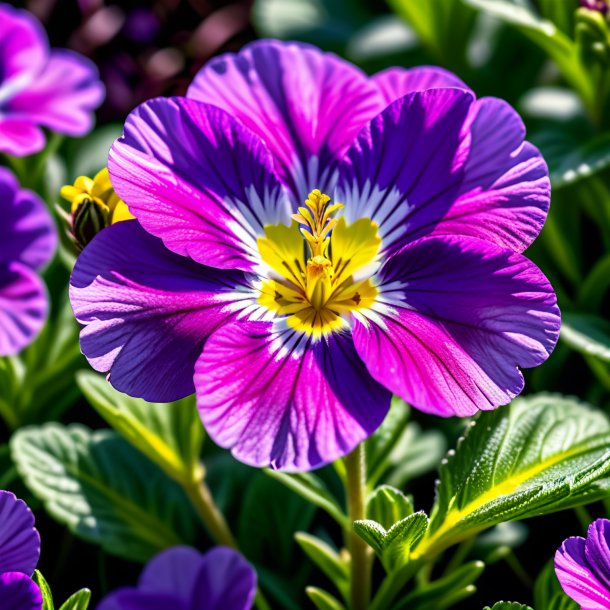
[344,443,373,610]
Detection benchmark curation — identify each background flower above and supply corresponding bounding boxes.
[0,167,56,355]
[98,546,257,610]
[0,3,104,156]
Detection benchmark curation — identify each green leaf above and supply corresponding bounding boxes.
[58,590,91,610]
[33,571,54,610]
[417,394,610,558]
[561,313,610,362]
[483,603,533,610]
[306,587,347,610]
[264,470,346,527]
[366,485,413,530]
[11,423,198,562]
[393,561,484,610]
[77,371,204,485]
[354,511,428,570]
[295,533,348,600]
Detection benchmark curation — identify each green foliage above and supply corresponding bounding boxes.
[306,587,347,610]
[33,570,91,610]
[483,603,533,610]
[366,485,413,529]
[34,570,54,610]
[11,423,198,562]
[419,394,610,557]
[77,371,204,485]
[561,313,610,363]
[58,590,91,610]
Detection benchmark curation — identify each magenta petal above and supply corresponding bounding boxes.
[196,322,391,471]
[585,519,610,591]
[556,537,610,609]
[0,5,48,83]
[0,573,42,610]
[8,50,104,137]
[337,88,474,255]
[70,221,249,402]
[373,66,469,105]
[0,262,48,357]
[192,547,257,610]
[427,97,550,252]
[0,491,40,574]
[108,97,290,272]
[0,168,57,270]
[353,236,559,417]
[187,39,384,199]
[0,118,45,156]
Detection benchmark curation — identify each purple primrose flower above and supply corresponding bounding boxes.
[0,3,104,156]
[556,518,610,609]
[98,546,257,610]
[0,167,56,355]
[0,490,42,610]
[70,40,561,471]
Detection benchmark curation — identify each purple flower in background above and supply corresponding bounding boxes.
[0,490,42,610]
[555,518,610,609]
[0,168,56,355]
[0,3,104,156]
[98,546,256,610]
[70,40,560,471]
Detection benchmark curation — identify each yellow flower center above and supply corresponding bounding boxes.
[257,189,381,339]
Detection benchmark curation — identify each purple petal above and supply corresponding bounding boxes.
[0,262,48,357]
[138,546,202,600]
[352,236,560,417]
[0,5,48,84]
[192,547,257,610]
[7,50,104,137]
[427,97,550,252]
[585,519,610,591]
[0,118,45,157]
[108,97,290,272]
[0,491,40,574]
[336,88,474,255]
[98,590,186,610]
[187,39,384,199]
[70,220,249,402]
[0,572,42,610]
[373,66,469,105]
[196,321,391,471]
[0,167,57,270]
[556,537,610,609]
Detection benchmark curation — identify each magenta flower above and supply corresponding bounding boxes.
[555,519,610,609]
[0,168,56,355]
[98,546,256,610]
[0,490,42,610]
[70,40,560,470]
[0,3,104,156]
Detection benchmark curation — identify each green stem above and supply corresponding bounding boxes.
[369,559,423,610]
[344,443,373,610]
[184,472,271,610]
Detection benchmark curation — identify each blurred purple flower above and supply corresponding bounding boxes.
[0,3,104,156]
[70,41,560,471]
[556,518,610,609]
[0,167,56,355]
[98,546,257,610]
[580,0,609,14]
[0,490,42,610]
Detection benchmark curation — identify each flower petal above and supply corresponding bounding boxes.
[8,50,104,137]
[98,590,185,610]
[70,220,250,402]
[0,261,48,357]
[0,118,45,156]
[187,39,384,199]
[373,66,469,105]
[585,519,610,591]
[0,168,56,270]
[426,97,550,252]
[336,88,474,255]
[352,236,560,417]
[0,491,40,574]
[191,547,257,610]
[556,537,610,610]
[108,97,290,272]
[196,321,391,471]
[0,573,42,610]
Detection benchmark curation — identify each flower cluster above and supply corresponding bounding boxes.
[70,39,561,471]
